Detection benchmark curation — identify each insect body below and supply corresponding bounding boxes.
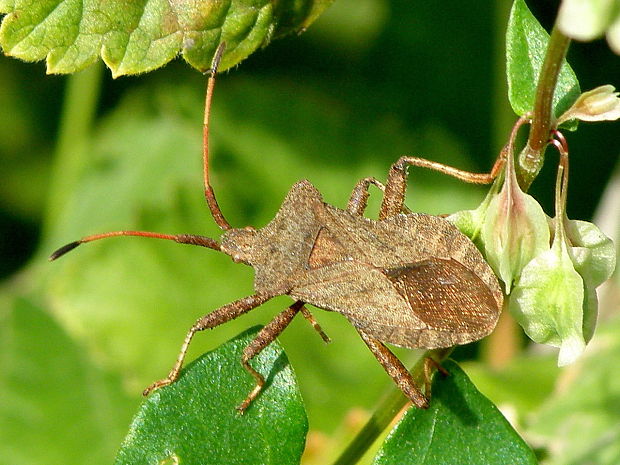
[224,180,501,351]
[51,44,503,412]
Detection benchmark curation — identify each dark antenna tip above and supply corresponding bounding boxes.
[49,241,81,261]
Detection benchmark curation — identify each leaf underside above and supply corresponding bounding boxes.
[0,0,334,77]
[114,327,308,465]
[372,360,538,465]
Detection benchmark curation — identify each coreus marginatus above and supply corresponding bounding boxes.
[51,44,504,412]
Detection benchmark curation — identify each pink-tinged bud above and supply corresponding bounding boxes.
[481,159,550,293]
[557,85,620,125]
[450,112,615,366]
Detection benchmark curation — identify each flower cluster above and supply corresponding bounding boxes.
[449,89,618,365]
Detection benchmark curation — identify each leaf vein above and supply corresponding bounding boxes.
[420,407,439,464]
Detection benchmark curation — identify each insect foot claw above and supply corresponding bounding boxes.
[235,384,263,414]
[437,364,450,377]
[235,401,250,415]
[424,357,450,377]
[142,378,173,396]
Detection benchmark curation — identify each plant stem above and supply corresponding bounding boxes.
[518,24,571,190]
[42,63,104,241]
[331,348,452,465]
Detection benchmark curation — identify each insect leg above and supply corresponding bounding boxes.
[347,177,412,216]
[356,328,429,409]
[347,177,385,216]
[379,155,504,219]
[422,356,449,402]
[237,301,304,413]
[143,292,274,396]
[300,306,331,343]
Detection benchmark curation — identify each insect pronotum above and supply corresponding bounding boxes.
[51,43,504,412]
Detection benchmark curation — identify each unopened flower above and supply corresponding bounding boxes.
[557,85,620,124]
[510,225,586,366]
[480,152,550,293]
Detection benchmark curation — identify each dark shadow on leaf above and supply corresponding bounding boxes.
[264,352,289,390]
[434,361,479,426]
[555,86,581,119]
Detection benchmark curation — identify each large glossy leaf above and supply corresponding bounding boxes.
[372,360,537,465]
[506,0,580,118]
[114,327,307,465]
[0,0,334,76]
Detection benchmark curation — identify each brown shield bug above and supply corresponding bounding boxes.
[50,43,504,412]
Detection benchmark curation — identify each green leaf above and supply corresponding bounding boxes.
[506,0,581,118]
[0,294,135,465]
[0,0,334,76]
[114,327,307,465]
[372,360,537,465]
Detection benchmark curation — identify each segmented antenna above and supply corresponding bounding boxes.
[49,231,221,261]
[49,44,233,261]
[203,42,232,231]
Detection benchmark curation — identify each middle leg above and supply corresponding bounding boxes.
[347,177,386,216]
[237,301,305,412]
[348,176,413,217]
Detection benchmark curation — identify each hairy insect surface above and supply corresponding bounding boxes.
[51,43,503,412]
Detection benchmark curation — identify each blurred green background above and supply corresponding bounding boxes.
[1,1,619,464]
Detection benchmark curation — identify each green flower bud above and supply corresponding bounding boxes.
[557,0,620,54]
[447,188,496,250]
[564,219,616,342]
[565,219,616,287]
[449,116,615,366]
[510,165,615,364]
[510,234,586,366]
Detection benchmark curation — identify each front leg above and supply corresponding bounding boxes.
[143,292,274,396]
